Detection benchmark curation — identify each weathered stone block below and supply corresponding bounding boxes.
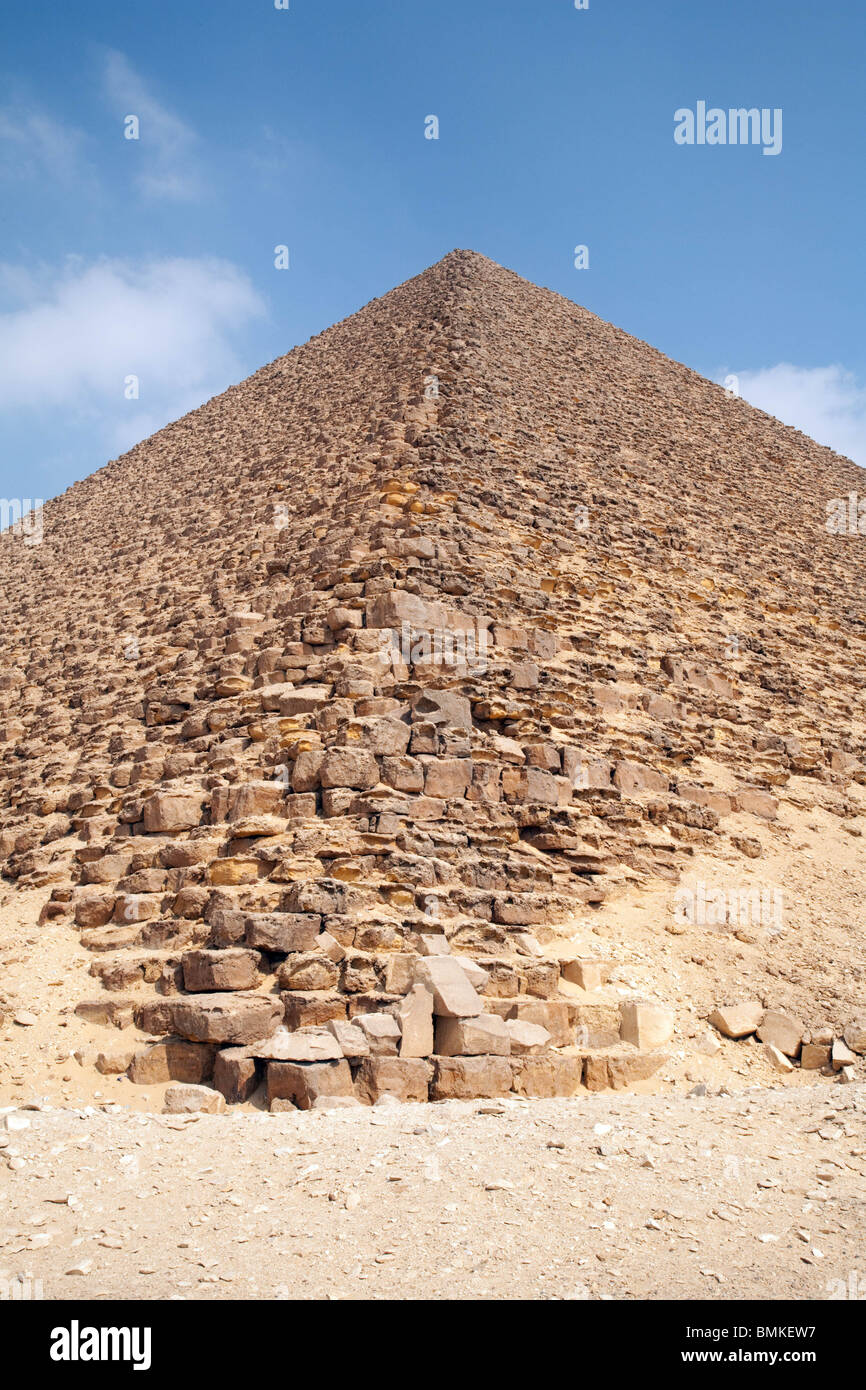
[277,953,339,991]
[430,1055,513,1101]
[128,1036,217,1085]
[505,999,570,1047]
[756,1010,804,1058]
[620,1001,675,1050]
[414,956,481,1018]
[244,912,320,954]
[183,948,261,993]
[354,1055,432,1104]
[142,791,205,834]
[353,1012,401,1054]
[422,757,471,798]
[398,983,434,1057]
[267,1058,354,1110]
[213,1047,261,1102]
[163,1083,226,1114]
[170,993,282,1045]
[505,1019,551,1054]
[511,1054,582,1097]
[319,748,379,790]
[800,1042,831,1070]
[708,1001,764,1039]
[282,991,347,1030]
[435,1013,510,1056]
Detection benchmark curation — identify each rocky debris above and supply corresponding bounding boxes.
[707,1002,860,1083]
[708,1002,764,1039]
[832,1038,858,1071]
[763,1043,794,1074]
[756,1011,805,1059]
[162,1083,226,1114]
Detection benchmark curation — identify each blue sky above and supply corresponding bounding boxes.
[2,0,865,506]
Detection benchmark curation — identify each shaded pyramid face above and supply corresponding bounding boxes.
[1,249,864,1106]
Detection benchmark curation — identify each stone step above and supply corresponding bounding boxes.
[577,1046,668,1092]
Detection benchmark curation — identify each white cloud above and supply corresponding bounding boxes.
[103,50,203,201]
[724,363,866,468]
[0,255,266,454]
[0,108,94,188]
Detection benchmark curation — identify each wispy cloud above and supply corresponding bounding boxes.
[721,363,866,468]
[0,255,265,455]
[102,49,203,201]
[0,108,94,188]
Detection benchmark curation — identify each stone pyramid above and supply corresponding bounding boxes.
[1,249,864,1109]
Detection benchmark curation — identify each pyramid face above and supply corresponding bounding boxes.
[1,249,864,1106]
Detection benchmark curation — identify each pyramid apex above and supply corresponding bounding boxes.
[430,248,499,270]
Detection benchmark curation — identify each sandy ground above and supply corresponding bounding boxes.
[2,1086,864,1302]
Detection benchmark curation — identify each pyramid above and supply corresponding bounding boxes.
[1,249,864,1107]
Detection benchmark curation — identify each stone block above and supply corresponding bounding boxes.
[708,1001,764,1039]
[430,1056,513,1101]
[756,1010,804,1058]
[511,1054,582,1098]
[169,992,282,1045]
[414,956,481,1018]
[127,1037,217,1084]
[620,1001,675,1050]
[163,1083,226,1114]
[267,1058,354,1110]
[435,1013,510,1056]
[183,948,261,993]
[213,1048,261,1102]
[354,1056,432,1104]
[142,791,205,834]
